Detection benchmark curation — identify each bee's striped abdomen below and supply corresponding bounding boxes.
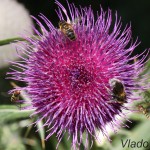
[59,20,77,41]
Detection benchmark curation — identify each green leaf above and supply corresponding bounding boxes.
[142,59,150,75]
[0,124,26,150]
[37,120,45,150]
[0,105,33,123]
[111,121,150,150]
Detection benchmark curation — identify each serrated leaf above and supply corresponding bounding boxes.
[0,105,33,123]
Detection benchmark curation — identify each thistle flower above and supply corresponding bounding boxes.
[8,0,150,149]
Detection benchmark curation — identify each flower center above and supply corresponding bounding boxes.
[69,65,92,91]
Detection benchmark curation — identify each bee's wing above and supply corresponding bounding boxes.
[72,17,82,25]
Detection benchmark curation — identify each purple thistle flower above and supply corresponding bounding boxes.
[7,0,150,149]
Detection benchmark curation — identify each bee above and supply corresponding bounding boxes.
[11,90,20,103]
[58,20,77,41]
[11,90,21,109]
[10,82,22,108]
[138,105,150,119]
[108,78,127,104]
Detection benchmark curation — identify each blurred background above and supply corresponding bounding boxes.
[0,0,150,150]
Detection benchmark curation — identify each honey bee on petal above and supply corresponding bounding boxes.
[11,90,21,109]
[137,105,150,119]
[10,82,21,108]
[59,20,77,41]
[11,90,21,103]
[108,78,127,104]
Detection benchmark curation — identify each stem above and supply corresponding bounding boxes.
[0,37,25,46]
[0,36,39,46]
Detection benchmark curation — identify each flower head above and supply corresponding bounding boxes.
[8,0,150,149]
